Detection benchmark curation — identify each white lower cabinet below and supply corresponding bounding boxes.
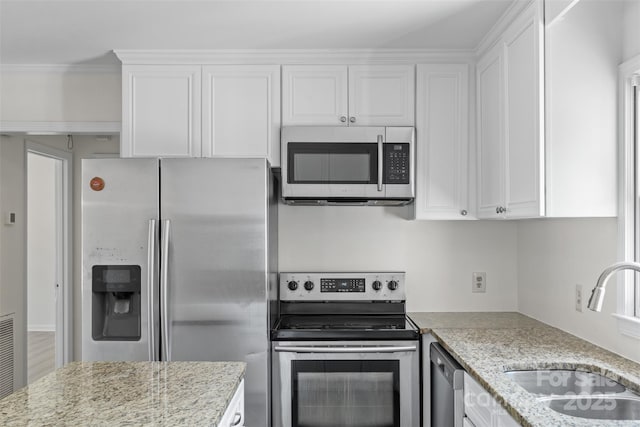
[463,416,476,427]
[218,379,245,427]
[464,373,519,427]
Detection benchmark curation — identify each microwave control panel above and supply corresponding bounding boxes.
[383,143,410,184]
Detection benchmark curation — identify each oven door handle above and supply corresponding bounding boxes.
[274,345,417,353]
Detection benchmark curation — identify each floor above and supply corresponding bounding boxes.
[27,331,55,384]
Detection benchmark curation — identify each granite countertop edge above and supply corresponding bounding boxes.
[0,361,247,426]
[409,311,640,427]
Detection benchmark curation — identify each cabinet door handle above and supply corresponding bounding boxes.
[350,116,356,123]
[230,413,242,426]
[496,206,506,214]
[460,210,468,216]
[340,116,347,123]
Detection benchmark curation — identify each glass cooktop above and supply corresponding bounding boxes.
[272,314,420,341]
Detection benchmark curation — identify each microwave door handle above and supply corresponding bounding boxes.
[377,135,383,192]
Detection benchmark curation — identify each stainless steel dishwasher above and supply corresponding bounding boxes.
[430,342,464,427]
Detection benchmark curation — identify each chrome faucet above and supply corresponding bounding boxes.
[588,262,640,311]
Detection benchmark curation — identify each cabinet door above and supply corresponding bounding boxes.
[282,65,348,126]
[503,3,544,218]
[218,379,245,427]
[121,65,201,157]
[202,65,281,166]
[348,65,415,126]
[415,64,470,220]
[476,46,505,219]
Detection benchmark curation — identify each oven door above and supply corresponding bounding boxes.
[272,340,419,427]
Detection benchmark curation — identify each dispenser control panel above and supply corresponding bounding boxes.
[92,265,141,292]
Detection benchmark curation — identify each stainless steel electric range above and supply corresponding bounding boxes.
[271,272,420,427]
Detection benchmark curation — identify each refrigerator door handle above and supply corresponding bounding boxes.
[147,219,159,361]
[160,219,171,361]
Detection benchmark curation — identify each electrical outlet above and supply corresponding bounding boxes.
[472,272,486,293]
[575,284,583,312]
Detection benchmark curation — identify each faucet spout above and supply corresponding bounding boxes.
[588,262,640,312]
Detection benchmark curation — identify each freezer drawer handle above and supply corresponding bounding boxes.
[160,219,171,361]
[274,345,417,353]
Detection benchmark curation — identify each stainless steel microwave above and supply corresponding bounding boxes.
[280,126,415,206]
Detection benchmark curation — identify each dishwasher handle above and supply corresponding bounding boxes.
[431,342,464,390]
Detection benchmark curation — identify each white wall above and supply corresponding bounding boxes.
[0,70,121,122]
[279,205,519,312]
[27,153,57,331]
[0,135,119,368]
[0,135,27,388]
[517,219,640,362]
[623,0,640,61]
[517,0,640,364]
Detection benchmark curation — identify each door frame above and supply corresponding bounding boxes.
[25,141,73,367]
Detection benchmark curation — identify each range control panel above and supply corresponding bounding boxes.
[280,272,405,301]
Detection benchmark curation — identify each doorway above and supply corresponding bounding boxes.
[26,142,72,383]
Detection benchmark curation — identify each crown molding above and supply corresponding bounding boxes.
[0,121,121,134]
[113,49,475,65]
[0,64,120,74]
[475,0,535,57]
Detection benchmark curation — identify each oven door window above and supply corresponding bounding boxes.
[287,143,378,184]
[292,360,400,427]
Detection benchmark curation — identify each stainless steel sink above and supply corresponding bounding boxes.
[504,369,626,395]
[540,396,640,420]
[504,369,640,420]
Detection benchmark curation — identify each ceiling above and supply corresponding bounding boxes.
[0,0,514,65]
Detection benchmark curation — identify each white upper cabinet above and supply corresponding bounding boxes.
[544,0,619,217]
[282,65,348,126]
[414,64,471,220]
[202,65,281,165]
[282,65,414,126]
[121,65,202,158]
[121,64,280,165]
[476,1,544,219]
[477,45,505,219]
[503,4,543,218]
[347,65,415,126]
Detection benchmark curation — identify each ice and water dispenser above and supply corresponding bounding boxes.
[92,265,141,341]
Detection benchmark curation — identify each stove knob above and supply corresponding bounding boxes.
[387,280,399,291]
[287,280,298,291]
[304,280,314,291]
[372,280,382,291]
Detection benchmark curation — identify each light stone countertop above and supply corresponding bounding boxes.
[0,361,245,426]
[408,312,640,427]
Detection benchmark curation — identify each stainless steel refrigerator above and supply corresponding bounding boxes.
[81,157,277,427]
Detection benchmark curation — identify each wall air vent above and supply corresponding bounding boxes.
[0,313,14,399]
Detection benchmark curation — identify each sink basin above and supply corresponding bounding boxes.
[541,396,640,420]
[504,369,626,395]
